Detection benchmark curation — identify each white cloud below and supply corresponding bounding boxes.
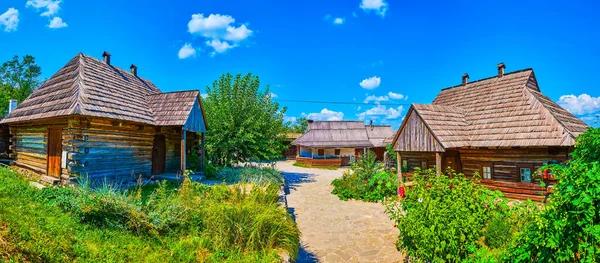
[359,76,381,89]
[270,92,278,98]
[26,0,61,17]
[200,93,208,98]
[284,116,297,123]
[186,13,252,56]
[360,0,389,17]
[388,92,407,100]
[364,95,389,104]
[357,105,404,120]
[178,43,197,59]
[558,94,600,115]
[48,16,67,28]
[0,8,19,32]
[333,17,344,25]
[304,108,344,121]
[206,39,235,54]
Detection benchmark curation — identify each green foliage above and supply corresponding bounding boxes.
[285,117,308,134]
[331,151,398,202]
[385,169,539,262]
[203,73,287,167]
[0,167,299,262]
[385,144,397,169]
[214,166,283,186]
[505,128,600,262]
[0,55,42,116]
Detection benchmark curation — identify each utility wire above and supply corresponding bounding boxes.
[275,99,412,106]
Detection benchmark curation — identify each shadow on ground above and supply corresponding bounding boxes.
[282,171,319,262]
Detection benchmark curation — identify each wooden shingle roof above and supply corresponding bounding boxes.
[292,121,394,148]
[0,53,206,130]
[393,68,588,150]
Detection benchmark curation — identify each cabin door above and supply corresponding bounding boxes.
[152,135,166,174]
[47,128,62,178]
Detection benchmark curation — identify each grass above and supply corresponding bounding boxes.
[212,167,283,185]
[0,167,299,263]
[292,162,339,170]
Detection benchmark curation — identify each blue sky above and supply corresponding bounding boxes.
[1,0,599,129]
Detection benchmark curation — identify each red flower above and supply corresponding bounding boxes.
[398,187,406,198]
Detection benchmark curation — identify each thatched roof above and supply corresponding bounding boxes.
[393,68,588,151]
[292,121,394,148]
[0,53,207,130]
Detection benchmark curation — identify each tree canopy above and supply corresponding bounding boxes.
[285,117,308,134]
[0,55,42,116]
[202,73,287,167]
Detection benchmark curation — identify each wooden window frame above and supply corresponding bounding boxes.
[518,165,533,183]
[334,149,341,156]
[482,166,492,180]
[421,160,428,170]
[318,149,325,156]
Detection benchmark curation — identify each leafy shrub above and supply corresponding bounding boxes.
[385,168,539,262]
[331,150,398,202]
[1,167,299,262]
[505,128,600,262]
[484,215,512,249]
[215,166,283,186]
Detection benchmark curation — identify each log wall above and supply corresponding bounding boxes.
[8,118,69,176]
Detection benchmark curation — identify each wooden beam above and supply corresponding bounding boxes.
[436,152,442,176]
[181,130,186,174]
[397,151,403,184]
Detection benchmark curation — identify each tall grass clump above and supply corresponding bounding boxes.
[214,166,283,186]
[0,167,299,262]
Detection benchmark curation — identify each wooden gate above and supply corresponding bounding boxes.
[152,135,166,174]
[47,128,62,178]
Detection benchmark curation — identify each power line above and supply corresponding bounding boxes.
[275,99,412,106]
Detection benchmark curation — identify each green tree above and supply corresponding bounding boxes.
[286,117,308,133]
[505,128,600,262]
[203,73,287,167]
[0,55,42,115]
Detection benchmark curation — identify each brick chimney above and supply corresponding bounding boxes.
[497,62,506,77]
[130,64,138,76]
[462,73,469,85]
[102,51,111,65]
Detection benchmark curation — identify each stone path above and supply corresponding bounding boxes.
[277,161,403,263]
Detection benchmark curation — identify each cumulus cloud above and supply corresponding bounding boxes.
[304,108,344,121]
[360,0,389,17]
[388,92,407,100]
[270,92,278,98]
[359,76,381,89]
[357,105,403,120]
[178,43,197,59]
[558,94,600,116]
[186,13,253,55]
[284,116,297,123]
[0,8,19,32]
[333,17,344,25]
[48,17,67,28]
[364,95,389,104]
[26,0,61,17]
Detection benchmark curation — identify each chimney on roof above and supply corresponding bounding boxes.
[8,99,17,114]
[462,73,469,85]
[102,51,111,65]
[130,64,138,77]
[497,62,506,77]
[369,120,374,130]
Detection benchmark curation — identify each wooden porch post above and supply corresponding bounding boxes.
[181,130,186,174]
[435,152,442,176]
[397,152,403,183]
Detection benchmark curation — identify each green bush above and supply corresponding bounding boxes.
[0,167,299,262]
[214,166,283,186]
[505,128,600,262]
[385,168,538,262]
[331,150,398,202]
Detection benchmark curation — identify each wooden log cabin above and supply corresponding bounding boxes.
[292,120,394,166]
[0,52,207,184]
[392,63,589,201]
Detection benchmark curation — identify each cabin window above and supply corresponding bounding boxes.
[482,166,492,180]
[334,149,341,156]
[318,149,325,156]
[520,168,532,182]
[402,159,408,168]
[421,161,427,170]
